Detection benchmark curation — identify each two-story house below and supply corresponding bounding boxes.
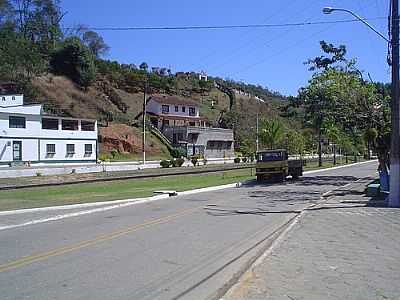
[146,95,208,130]
[0,94,98,165]
[144,94,234,158]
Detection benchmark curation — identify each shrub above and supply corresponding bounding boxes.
[175,158,185,167]
[242,157,248,163]
[170,148,183,158]
[249,154,255,162]
[203,158,208,165]
[234,157,241,163]
[99,153,111,162]
[191,157,198,166]
[110,149,118,158]
[160,160,171,168]
[36,172,42,177]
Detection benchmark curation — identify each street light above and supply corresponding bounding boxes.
[323,5,400,207]
[322,7,389,42]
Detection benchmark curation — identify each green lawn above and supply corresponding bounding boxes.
[0,157,370,211]
[0,169,254,211]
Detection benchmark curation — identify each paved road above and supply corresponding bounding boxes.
[0,162,377,300]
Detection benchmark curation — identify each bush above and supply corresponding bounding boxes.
[110,149,118,158]
[170,148,185,159]
[249,154,255,163]
[203,158,208,165]
[242,157,248,163]
[160,160,171,168]
[191,157,198,166]
[176,158,185,167]
[234,157,241,163]
[171,158,184,167]
[99,153,111,162]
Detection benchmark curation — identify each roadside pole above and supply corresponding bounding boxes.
[256,111,259,152]
[390,0,400,207]
[143,81,147,165]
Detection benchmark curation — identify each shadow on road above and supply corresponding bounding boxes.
[204,205,301,217]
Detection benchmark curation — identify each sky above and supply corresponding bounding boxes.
[60,0,390,96]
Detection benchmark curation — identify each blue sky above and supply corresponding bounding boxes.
[60,0,390,96]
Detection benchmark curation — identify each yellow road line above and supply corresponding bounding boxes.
[0,206,201,273]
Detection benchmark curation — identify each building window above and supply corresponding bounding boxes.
[46,144,56,154]
[162,105,169,114]
[182,106,186,113]
[42,118,59,130]
[175,106,179,112]
[9,116,26,128]
[81,121,95,131]
[85,144,93,154]
[62,119,78,131]
[12,96,15,100]
[189,107,196,116]
[66,144,75,155]
[2,97,5,101]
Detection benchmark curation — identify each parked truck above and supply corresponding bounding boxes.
[255,149,303,182]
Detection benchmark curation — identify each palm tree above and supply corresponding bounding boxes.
[259,119,284,150]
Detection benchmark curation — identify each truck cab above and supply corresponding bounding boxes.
[256,149,303,182]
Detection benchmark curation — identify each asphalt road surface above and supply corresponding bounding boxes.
[0,161,377,300]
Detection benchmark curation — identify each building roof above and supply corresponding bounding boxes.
[149,95,199,106]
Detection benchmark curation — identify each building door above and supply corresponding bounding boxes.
[13,141,22,161]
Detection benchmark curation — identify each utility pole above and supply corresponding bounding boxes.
[390,0,400,207]
[142,81,147,165]
[256,111,259,152]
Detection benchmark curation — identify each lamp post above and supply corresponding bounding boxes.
[323,5,400,207]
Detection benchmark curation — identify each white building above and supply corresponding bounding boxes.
[0,94,98,166]
[145,95,207,130]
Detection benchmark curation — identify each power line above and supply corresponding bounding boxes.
[65,17,386,31]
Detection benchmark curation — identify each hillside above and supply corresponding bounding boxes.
[25,71,295,158]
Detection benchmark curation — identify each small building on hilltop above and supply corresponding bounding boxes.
[144,94,234,158]
[0,94,98,166]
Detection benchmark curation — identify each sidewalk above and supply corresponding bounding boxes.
[225,181,400,300]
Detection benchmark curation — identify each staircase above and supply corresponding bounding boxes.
[149,125,173,151]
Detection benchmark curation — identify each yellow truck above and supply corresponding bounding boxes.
[256,149,303,182]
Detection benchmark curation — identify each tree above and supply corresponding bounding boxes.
[364,128,378,160]
[139,62,148,72]
[306,40,348,71]
[10,0,64,52]
[324,121,341,165]
[259,119,284,150]
[0,28,46,80]
[50,37,97,87]
[286,130,305,156]
[0,0,13,26]
[82,30,109,57]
